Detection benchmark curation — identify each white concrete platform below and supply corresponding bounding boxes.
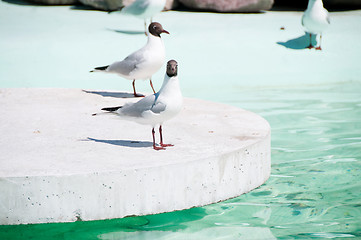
[0,88,271,225]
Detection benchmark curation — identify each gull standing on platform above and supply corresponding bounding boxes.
[90,22,169,97]
[97,60,182,151]
[121,0,166,33]
[302,0,330,50]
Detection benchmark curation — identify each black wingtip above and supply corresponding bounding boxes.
[101,106,123,112]
[92,65,109,71]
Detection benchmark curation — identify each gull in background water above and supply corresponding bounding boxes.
[115,0,166,34]
[90,22,169,97]
[302,0,330,50]
[94,60,182,151]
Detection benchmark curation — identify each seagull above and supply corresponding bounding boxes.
[90,22,169,97]
[302,0,330,50]
[120,0,166,34]
[98,60,182,151]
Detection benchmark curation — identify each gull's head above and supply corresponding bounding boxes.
[166,60,178,77]
[149,22,169,37]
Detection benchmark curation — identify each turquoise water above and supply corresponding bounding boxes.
[1,1,361,239]
[1,82,360,239]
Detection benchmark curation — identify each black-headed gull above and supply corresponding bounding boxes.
[91,22,169,97]
[302,0,330,50]
[121,0,166,33]
[99,60,182,151]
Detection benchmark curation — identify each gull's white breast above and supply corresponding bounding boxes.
[302,5,329,34]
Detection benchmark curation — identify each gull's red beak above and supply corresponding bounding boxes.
[162,29,170,34]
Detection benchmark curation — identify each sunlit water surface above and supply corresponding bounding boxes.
[1,2,361,238]
[1,81,360,239]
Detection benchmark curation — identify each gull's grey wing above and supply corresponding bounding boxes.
[120,93,167,118]
[123,0,150,15]
[107,48,146,76]
[150,101,166,114]
[107,60,136,76]
[148,93,166,114]
[120,94,156,117]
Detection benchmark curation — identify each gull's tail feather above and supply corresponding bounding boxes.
[101,106,123,112]
[90,65,109,73]
[92,106,122,116]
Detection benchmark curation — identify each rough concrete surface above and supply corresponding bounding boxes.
[0,88,270,225]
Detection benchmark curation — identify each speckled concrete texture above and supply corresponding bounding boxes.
[0,88,270,225]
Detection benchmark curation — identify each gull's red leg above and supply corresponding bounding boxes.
[132,80,145,98]
[315,34,322,51]
[307,33,314,49]
[152,128,165,150]
[159,125,174,148]
[149,79,156,94]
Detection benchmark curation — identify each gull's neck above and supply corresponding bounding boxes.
[146,33,164,49]
[307,0,324,10]
[147,32,161,42]
[159,74,180,96]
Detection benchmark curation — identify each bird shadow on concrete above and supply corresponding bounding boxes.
[85,137,153,148]
[277,33,317,50]
[107,28,146,35]
[83,90,136,98]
